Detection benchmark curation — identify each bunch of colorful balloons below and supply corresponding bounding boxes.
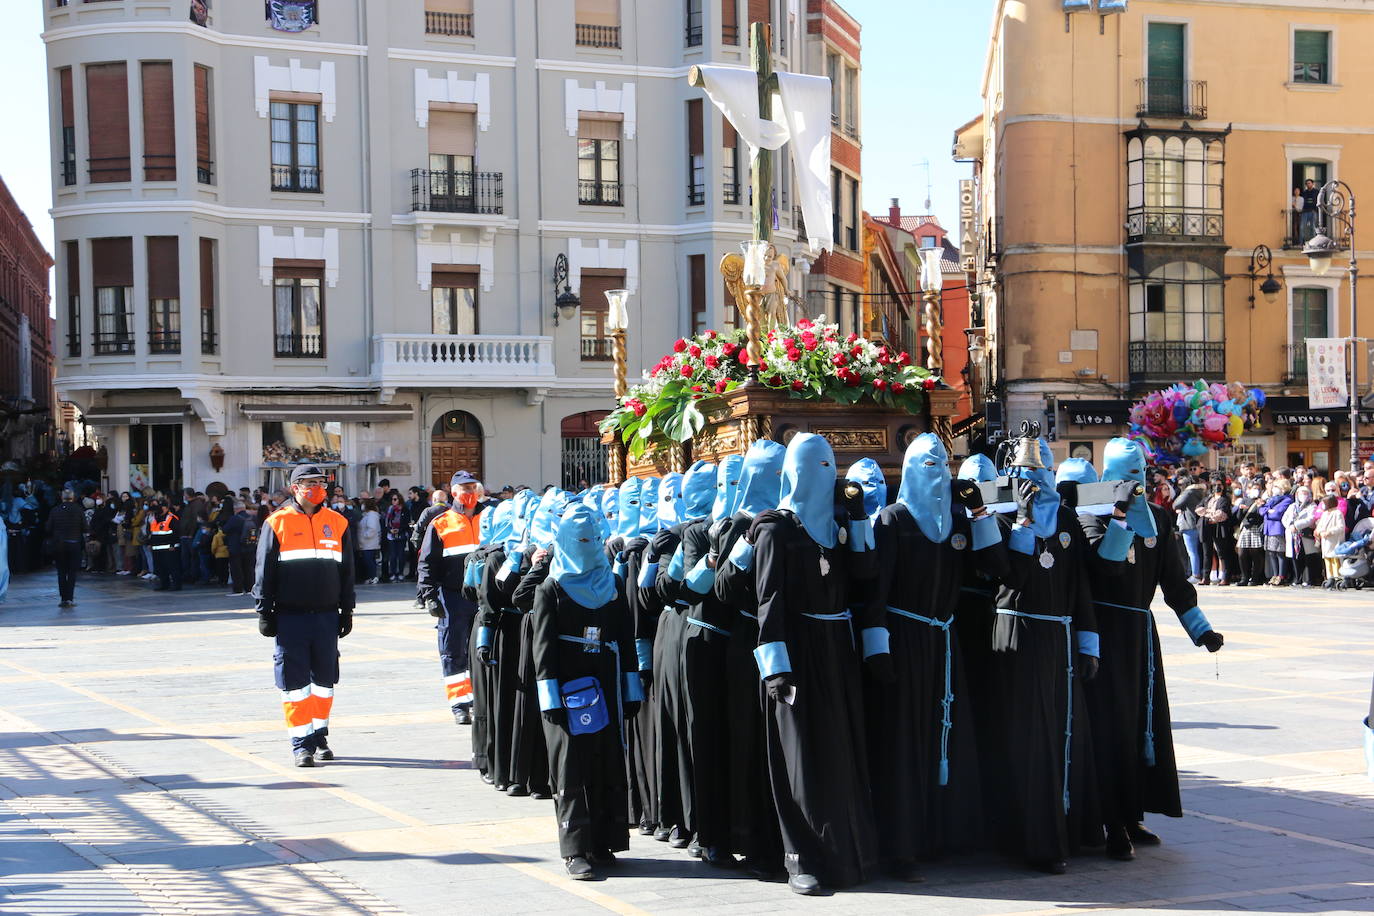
[1127,380,1266,465]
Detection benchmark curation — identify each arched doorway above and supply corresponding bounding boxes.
[560,410,609,489]
[431,411,484,489]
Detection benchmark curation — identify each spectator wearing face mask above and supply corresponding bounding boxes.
[1234,484,1267,587]
[1316,495,1348,588]
[1285,485,1323,588]
[1172,474,1208,584]
[1261,480,1295,586]
[1199,481,1237,585]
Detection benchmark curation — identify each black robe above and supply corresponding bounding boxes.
[644,526,691,838]
[610,534,656,830]
[531,579,635,858]
[985,507,1103,863]
[751,508,879,887]
[1078,503,1194,826]
[511,557,552,795]
[866,506,1006,865]
[462,547,498,776]
[474,544,534,791]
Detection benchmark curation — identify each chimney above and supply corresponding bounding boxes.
[888,197,901,226]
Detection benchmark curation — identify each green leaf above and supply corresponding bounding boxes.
[682,401,707,439]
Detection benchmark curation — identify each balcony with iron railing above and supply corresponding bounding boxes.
[197,158,214,185]
[1126,208,1224,242]
[201,326,217,356]
[373,334,555,388]
[578,178,623,206]
[88,156,130,183]
[275,333,324,359]
[581,337,613,361]
[148,330,180,355]
[1128,340,1224,383]
[1136,78,1208,119]
[411,169,504,214]
[576,23,620,48]
[1283,343,1310,385]
[271,165,321,193]
[1282,208,1351,251]
[425,10,472,36]
[92,331,134,356]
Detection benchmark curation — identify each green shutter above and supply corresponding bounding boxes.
[1293,30,1330,83]
[1147,23,1185,82]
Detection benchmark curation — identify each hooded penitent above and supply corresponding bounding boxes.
[680,461,717,523]
[711,454,746,521]
[549,504,619,608]
[1015,439,1061,538]
[529,488,571,550]
[958,453,998,482]
[657,473,684,530]
[1102,437,1158,538]
[615,477,643,541]
[778,432,839,548]
[636,477,661,537]
[896,433,952,543]
[1055,457,1099,512]
[736,440,787,517]
[846,457,889,519]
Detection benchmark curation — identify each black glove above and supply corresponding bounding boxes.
[1015,478,1039,526]
[1200,630,1224,653]
[836,480,867,520]
[864,652,896,684]
[476,644,494,666]
[1113,480,1141,516]
[338,610,353,638]
[639,668,654,691]
[623,700,641,720]
[765,673,794,704]
[1078,653,1100,680]
[257,612,277,638]
[541,708,565,726]
[952,479,984,512]
[426,597,444,618]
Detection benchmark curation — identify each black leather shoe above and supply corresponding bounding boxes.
[587,849,617,867]
[652,827,671,842]
[479,770,494,785]
[565,856,594,880]
[1106,825,1135,861]
[453,707,472,725]
[668,828,689,849]
[1127,823,1161,846]
[702,847,737,869]
[531,788,551,800]
[314,740,334,761]
[788,873,821,895]
[1030,858,1068,875]
[743,858,785,881]
[638,822,655,836]
[293,749,315,768]
[506,783,528,797]
[686,838,703,858]
[891,861,925,883]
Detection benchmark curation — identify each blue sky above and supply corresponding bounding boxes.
[0,0,993,262]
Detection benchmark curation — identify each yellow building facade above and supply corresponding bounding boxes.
[955,0,1374,474]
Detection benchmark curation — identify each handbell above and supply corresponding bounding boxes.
[1008,435,1045,471]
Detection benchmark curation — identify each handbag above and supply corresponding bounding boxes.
[561,676,609,736]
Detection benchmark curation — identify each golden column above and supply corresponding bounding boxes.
[605,288,631,484]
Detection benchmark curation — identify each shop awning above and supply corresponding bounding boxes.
[83,405,191,425]
[239,404,415,423]
[1065,399,1132,426]
[1267,396,1374,426]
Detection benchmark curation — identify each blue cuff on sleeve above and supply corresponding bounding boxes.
[861,626,891,659]
[537,678,561,711]
[1364,719,1374,780]
[849,518,875,552]
[623,671,645,703]
[1180,606,1212,644]
[753,641,792,679]
[477,626,494,650]
[685,556,716,594]
[1098,518,1133,562]
[635,638,653,671]
[1077,630,1100,658]
[727,537,755,571]
[636,560,659,589]
[1009,524,1035,556]
[666,545,686,581]
[972,513,1001,550]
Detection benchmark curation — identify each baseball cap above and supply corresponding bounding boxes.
[289,464,327,484]
[451,470,479,488]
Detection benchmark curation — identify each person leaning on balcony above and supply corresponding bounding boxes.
[1301,179,1321,242]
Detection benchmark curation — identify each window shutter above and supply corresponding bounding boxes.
[575,0,619,27]
[141,62,176,181]
[1294,30,1329,81]
[689,254,706,331]
[426,0,471,11]
[577,114,622,141]
[722,115,738,150]
[59,68,74,129]
[91,238,133,288]
[1146,23,1185,82]
[432,265,479,288]
[273,259,326,281]
[147,237,180,299]
[747,0,769,24]
[428,109,476,156]
[86,63,130,183]
[687,99,703,156]
[194,66,212,178]
[721,0,738,40]
[578,270,624,310]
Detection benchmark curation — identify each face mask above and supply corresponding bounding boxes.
[458,492,479,509]
[1232,488,1241,497]
[1247,488,1260,499]
[332,501,345,509]
[1340,481,1350,491]
[302,485,327,506]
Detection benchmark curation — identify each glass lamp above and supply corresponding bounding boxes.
[741,240,771,287]
[920,247,945,293]
[605,289,630,330]
[1303,232,1337,276]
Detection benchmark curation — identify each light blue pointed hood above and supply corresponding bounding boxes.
[549,504,619,608]
[484,499,516,548]
[897,434,952,543]
[657,472,684,530]
[615,478,642,540]
[507,490,536,554]
[1019,438,1061,539]
[1055,458,1099,485]
[680,460,717,523]
[958,454,998,482]
[711,455,746,521]
[846,457,889,518]
[736,439,786,517]
[529,488,571,549]
[778,433,839,548]
[601,486,618,535]
[637,477,661,537]
[580,488,611,541]
[1102,437,1157,537]
[478,505,495,544]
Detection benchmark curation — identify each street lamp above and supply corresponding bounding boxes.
[1301,179,1360,470]
[605,288,630,400]
[1247,244,1283,307]
[551,253,581,325]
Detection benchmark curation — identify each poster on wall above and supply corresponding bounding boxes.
[1306,338,1348,409]
[262,421,342,466]
[265,0,318,32]
[130,464,151,494]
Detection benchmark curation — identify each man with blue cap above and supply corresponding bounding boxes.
[531,504,642,881]
[1073,437,1224,862]
[864,434,1005,880]
[748,432,878,895]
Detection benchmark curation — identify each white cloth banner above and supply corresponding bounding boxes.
[1307,337,1349,409]
[694,65,834,253]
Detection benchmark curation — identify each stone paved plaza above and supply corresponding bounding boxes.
[1,569,1371,915]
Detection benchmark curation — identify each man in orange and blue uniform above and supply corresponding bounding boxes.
[418,470,488,725]
[253,464,357,767]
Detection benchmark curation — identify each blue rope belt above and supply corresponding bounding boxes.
[802,609,854,649]
[738,609,759,621]
[557,634,625,750]
[994,608,1075,814]
[1096,599,1157,766]
[888,606,955,786]
[686,617,731,637]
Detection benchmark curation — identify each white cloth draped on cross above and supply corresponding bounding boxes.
[693,65,834,255]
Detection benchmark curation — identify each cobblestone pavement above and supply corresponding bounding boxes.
[1,570,1371,915]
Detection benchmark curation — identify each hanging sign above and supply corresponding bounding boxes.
[266,0,318,32]
[1307,338,1348,409]
[959,179,977,272]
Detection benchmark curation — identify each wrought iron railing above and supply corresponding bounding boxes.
[1135,78,1208,119]
[1284,343,1310,384]
[88,156,131,183]
[201,325,217,356]
[685,22,702,47]
[688,184,705,206]
[92,331,134,355]
[275,333,323,358]
[148,330,180,354]
[197,159,214,184]
[581,337,614,361]
[410,169,504,214]
[271,164,321,193]
[1128,341,1224,379]
[723,180,741,206]
[144,154,176,182]
[575,23,620,48]
[1126,208,1224,241]
[425,10,473,36]
[1281,207,1350,251]
[578,178,623,206]
[67,329,80,358]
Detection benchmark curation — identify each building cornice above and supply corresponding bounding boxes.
[537,219,767,237]
[1002,113,1374,137]
[42,21,367,56]
[387,48,517,69]
[50,200,372,225]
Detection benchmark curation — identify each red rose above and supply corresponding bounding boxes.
[898,351,911,366]
[877,346,889,358]
[737,349,749,363]
[782,337,796,349]
[851,344,865,357]
[704,354,719,368]
[845,373,861,387]
[891,382,905,394]
[757,360,768,372]
[787,348,801,362]
[689,344,702,358]
[797,318,813,329]
[831,353,847,367]
[791,379,805,391]
[705,329,717,339]
[714,379,729,393]
[673,339,687,353]
[873,378,887,390]
[801,329,816,341]
[803,338,819,351]
[630,399,646,417]
[922,377,936,391]
[767,375,782,386]
[846,332,858,344]
[722,342,738,356]
[691,384,704,392]
[681,365,695,378]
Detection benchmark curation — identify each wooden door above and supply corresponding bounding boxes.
[432,439,483,490]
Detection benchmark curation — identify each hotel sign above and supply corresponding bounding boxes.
[958,179,977,272]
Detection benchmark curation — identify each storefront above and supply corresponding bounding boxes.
[1267,396,1374,475]
[1060,399,1133,466]
[238,403,416,493]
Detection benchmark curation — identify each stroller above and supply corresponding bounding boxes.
[1334,517,1374,590]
